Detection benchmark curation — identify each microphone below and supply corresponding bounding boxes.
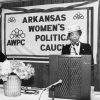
[44,79,62,90]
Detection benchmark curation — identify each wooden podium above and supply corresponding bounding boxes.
[49,55,91,100]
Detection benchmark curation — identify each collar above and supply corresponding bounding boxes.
[71,41,80,46]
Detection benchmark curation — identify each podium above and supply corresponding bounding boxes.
[49,55,91,100]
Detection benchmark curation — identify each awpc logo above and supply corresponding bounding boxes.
[8,17,16,23]
[7,28,25,46]
[10,28,25,39]
[73,12,84,20]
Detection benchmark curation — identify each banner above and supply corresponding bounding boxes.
[2,1,99,63]
[5,9,88,56]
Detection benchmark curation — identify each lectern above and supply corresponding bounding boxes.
[49,55,91,100]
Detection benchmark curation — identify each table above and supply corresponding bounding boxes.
[0,86,99,100]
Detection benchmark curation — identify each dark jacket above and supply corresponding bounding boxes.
[0,51,6,62]
[62,42,92,55]
[0,51,6,84]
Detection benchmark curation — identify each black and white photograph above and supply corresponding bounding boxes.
[0,0,99,100]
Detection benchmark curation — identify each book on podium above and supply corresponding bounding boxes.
[49,55,91,100]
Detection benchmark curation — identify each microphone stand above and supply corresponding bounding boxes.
[50,86,55,100]
[42,80,62,100]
